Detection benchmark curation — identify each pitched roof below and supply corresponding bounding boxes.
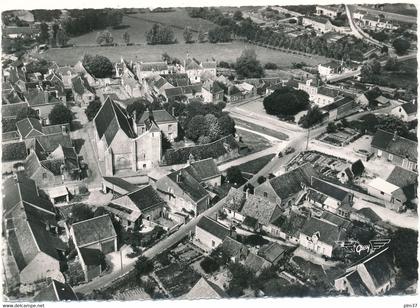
[310,177,349,201]
[359,248,395,289]
[139,62,168,72]
[138,109,176,125]
[351,159,365,177]
[368,178,399,195]
[35,133,72,153]
[186,158,221,182]
[2,131,20,142]
[268,163,317,199]
[71,214,117,247]
[270,212,307,238]
[196,216,230,240]
[241,195,280,226]
[167,168,209,202]
[33,279,78,301]
[317,86,341,98]
[244,252,271,273]
[220,236,248,259]
[386,166,417,200]
[258,242,287,263]
[356,208,382,223]
[223,187,246,212]
[2,141,27,162]
[400,102,417,115]
[24,89,60,106]
[301,217,344,246]
[94,96,136,145]
[183,277,227,299]
[371,129,417,162]
[112,185,165,214]
[343,270,371,296]
[79,247,104,266]
[16,117,44,139]
[320,211,352,229]
[71,75,92,96]
[103,177,139,193]
[1,102,29,118]
[184,58,201,70]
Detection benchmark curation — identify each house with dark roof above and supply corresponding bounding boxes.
[244,252,271,274]
[137,109,178,141]
[102,176,140,196]
[121,67,143,98]
[335,247,396,295]
[390,100,417,122]
[71,75,95,108]
[24,88,62,125]
[44,73,67,103]
[156,167,211,217]
[33,279,78,301]
[184,158,222,187]
[2,174,66,285]
[337,159,365,184]
[104,185,166,229]
[183,277,227,299]
[321,96,357,121]
[164,84,203,102]
[16,117,45,139]
[2,141,28,173]
[240,194,283,231]
[386,166,418,202]
[371,129,417,171]
[307,177,353,218]
[220,236,248,263]
[195,216,230,252]
[299,217,346,257]
[268,211,308,244]
[258,242,287,265]
[55,65,78,89]
[202,80,225,103]
[94,96,162,175]
[302,16,333,33]
[135,61,169,80]
[255,163,317,207]
[70,214,117,282]
[1,101,29,119]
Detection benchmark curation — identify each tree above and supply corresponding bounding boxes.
[371,59,381,74]
[161,52,171,63]
[38,22,49,44]
[82,54,114,78]
[96,30,114,45]
[197,27,206,43]
[85,99,102,121]
[299,106,324,128]
[185,115,208,142]
[16,106,39,121]
[226,166,245,185]
[126,99,148,118]
[49,104,73,125]
[161,133,172,152]
[122,31,130,45]
[56,28,69,47]
[200,257,220,273]
[205,114,222,141]
[389,228,418,281]
[217,114,236,137]
[146,24,176,45]
[235,48,264,78]
[68,204,94,224]
[326,122,337,133]
[263,87,309,117]
[183,26,194,43]
[384,57,399,71]
[233,10,243,21]
[257,176,266,184]
[392,38,410,54]
[208,26,231,43]
[135,256,154,278]
[264,62,278,70]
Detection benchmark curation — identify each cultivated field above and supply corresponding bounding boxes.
[40,42,329,68]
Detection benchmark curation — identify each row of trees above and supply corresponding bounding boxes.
[188,7,369,61]
[62,9,123,36]
[38,22,69,47]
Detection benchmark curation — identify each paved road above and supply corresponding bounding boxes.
[74,194,227,295]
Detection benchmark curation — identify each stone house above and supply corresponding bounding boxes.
[195,216,230,252]
[137,109,178,141]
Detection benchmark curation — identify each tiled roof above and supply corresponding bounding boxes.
[386,166,417,188]
[244,252,271,273]
[1,102,29,118]
[184,58,201,70]
[317,86,340,98]
[186,158,221,182]
[79,247,103,266]
[360,248,395,289]
[183,277,227,299]
[35,133,72,153]
[301,217,344,246]
[272,212,307,238]
[94,96,136,146]
[71,75,92,96]
[72,214,117,247]
[371,129,417,162]
[269,163,317,199]
[103,177,139,193]
[139,62,168,72]
[113,185,165,213]
[2,131,20,142]
[310,177,349,201]
[16,117,44,139]
[24,89,60,106]
[161,73,190,87]
[197,216,230,240]
[33,279,78,301]
[345,271,371,296]
[400,102,417,115]
[258,242,287,263]
[138,109,176,124]
[223,187,246,212]
[167,168,209,202]
[241,194,280,226]
[220,236,248,259]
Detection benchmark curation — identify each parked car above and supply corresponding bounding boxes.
[284,146,295,155]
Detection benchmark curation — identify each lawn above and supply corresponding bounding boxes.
[68,9,216,46]
[234,119,289,140]
[237,154,275,175]
[236,128,272,153]
[40,40,329,69]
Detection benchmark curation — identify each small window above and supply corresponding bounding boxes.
[212,240,216,247]
[380,191,385,195]
[143,164,147,169]
[263,192,268,198]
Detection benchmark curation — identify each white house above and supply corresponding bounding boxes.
[390,101,417,122]
[195,216,230,252]
[366,178,406,211]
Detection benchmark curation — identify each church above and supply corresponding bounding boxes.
[94,96,162,176]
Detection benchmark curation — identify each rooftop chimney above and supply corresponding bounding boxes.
[176,172,182,183]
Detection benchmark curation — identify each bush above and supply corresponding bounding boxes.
[242,234,269,246]
[264,62,278,70]
[392,38,410,54]
[263,87,309,117]
[200,257,220,273]
[135,256,154,278]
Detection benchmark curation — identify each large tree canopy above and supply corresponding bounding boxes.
[235,48,264,79]
[49,104,73,125]
[82,54,114,78]
[263,86,310,117]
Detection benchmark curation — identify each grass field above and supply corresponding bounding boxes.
[237,154,275,174]
[40,41,329,68]
[236,128,272,153]
[234,118,289,141]
[68,9,216,46]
